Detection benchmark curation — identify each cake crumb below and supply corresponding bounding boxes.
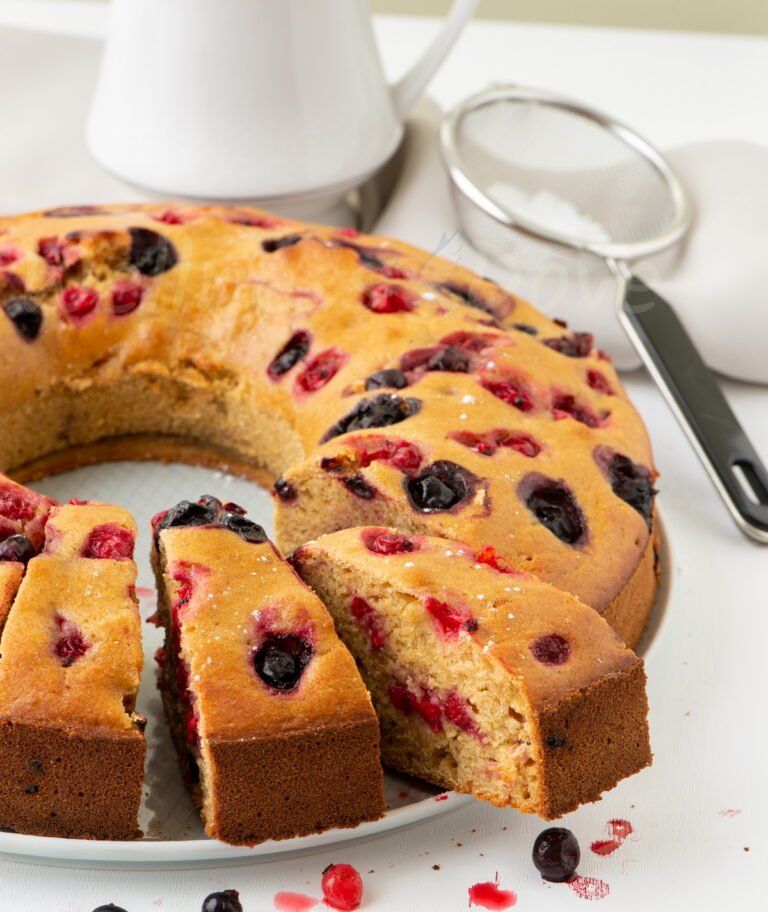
[432,864,441,870]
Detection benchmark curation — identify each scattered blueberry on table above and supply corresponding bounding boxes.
[202,890,243,912]
[532,826,581,882]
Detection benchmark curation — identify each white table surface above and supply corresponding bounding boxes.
[0,4,766,910]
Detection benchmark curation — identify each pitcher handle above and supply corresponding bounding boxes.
[389,0,478,119]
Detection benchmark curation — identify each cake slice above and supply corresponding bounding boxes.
[151,496,385,845]
[0,493,145,839]
[292,527,652,819]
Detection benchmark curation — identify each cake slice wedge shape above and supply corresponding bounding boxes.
[292,526,652,820]
[0,496,145,839]
[151,496,385,846]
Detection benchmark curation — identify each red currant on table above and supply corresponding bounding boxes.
[321,863,363,910]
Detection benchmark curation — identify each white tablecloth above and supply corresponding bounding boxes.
[0,5,765,909]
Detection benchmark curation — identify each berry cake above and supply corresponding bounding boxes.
[0,476,144,839]
[293,527,651,818]
[0,203,657,647]
[151,496,385,845]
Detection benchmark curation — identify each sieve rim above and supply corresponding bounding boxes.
[440,84,692,262]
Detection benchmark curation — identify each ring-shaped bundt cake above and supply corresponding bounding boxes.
[0,204,658,647]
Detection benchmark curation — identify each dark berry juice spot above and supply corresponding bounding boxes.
[365,368,408,391]
[438,281,493,315]
[252,635,313,692]
[533,827,580,882]
[3,298,43,341]
[513,322,538,335]
[343,474,377,500]
[405,460,477,513]
[521,474,586,545]
[201,890,243,912]
[0,535,35,563]
[402,344,471,375]
[128,227,178,276]
[543,332,594,358]
[261,234,302,253]
[361,528,417,555]
[267,329,311,380]
[531,633,571,665]
[439,330,496,353]
[321,394,421,443]
[334,239,385,270]
[595,446,656,528]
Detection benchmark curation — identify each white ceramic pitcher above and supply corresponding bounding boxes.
[87,0,477,203]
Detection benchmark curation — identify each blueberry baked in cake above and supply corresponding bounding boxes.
[293,527,651,818]
[0,203,657,648]
[151,495,385,845]
[0,477,144,839]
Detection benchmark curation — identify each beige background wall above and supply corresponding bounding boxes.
[373,0,768,35]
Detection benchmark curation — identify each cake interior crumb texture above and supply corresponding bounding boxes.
[294,528,651,818]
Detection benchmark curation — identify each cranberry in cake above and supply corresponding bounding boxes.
[151,496,384,845]
[0,490,144,839]
[293,527,651,819]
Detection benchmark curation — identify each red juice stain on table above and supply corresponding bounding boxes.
[568,875,611,901]
[590,819,633,856]
[467,876,517,910]
[273,892,318,912]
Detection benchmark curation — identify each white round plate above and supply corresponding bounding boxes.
[0,460,669,867]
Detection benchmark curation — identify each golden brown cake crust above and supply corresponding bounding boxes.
[535,661,651,819]
[0,202,657,634]
[0,722,144,840]
[207,719,386,846]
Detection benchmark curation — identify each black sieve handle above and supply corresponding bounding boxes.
[619,272,768,543]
